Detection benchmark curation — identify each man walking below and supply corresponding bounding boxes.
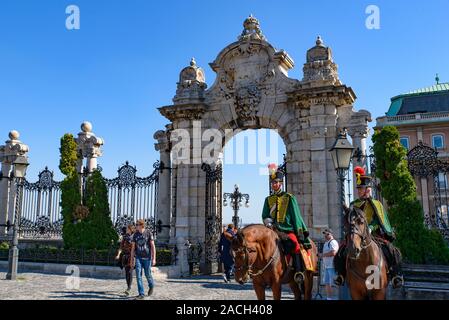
[130,219,156,300]
[219,224,235,283]
[320,228,339,300]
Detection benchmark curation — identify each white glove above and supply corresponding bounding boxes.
[264,218,274,227]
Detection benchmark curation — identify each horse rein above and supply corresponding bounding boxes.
[347,208,384,281]
[233,240,280,279]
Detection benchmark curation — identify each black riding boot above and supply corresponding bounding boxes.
[293,253,305,284]
[334,245,347,286]
[380,242,404,289]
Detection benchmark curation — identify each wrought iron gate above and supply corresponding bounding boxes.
[19,167,63,239]
[13,161,161,240]
[407,142,449,241]
[104,161,160,237]
[201,162,223,265]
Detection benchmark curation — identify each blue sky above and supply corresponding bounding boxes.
[0,0,448,224]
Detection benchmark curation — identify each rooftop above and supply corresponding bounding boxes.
[386,76,449,116]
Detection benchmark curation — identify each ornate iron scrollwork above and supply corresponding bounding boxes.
[407,142,449,242]
[202,163,223,264]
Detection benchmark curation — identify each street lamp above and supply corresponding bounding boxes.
[6,155,29,280]
[223,184,250,229]
[329,128,354,300]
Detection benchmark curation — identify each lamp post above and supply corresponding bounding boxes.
[223,184,249,229]
[6,155,29,280]
[329,128,354,300]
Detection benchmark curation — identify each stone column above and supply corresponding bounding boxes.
[0,131,29,236]
[154,129,171,244]
[75,121,104,173]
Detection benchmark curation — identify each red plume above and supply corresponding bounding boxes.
[354,166,365,175]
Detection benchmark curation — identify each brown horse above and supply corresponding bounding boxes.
[344,206,388,300]
[226,224,318,300]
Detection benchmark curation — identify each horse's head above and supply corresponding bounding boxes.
[226,230,250,284]
[345,205,371,260]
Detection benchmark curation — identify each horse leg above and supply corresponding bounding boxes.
[348,284,366,300]
[371,288,387,300]
[289,281,302,300]
[271,281,282,300]
[302,271,314,300]
[253,283,266,300]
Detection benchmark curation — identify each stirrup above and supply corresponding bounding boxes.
[392,275,404,289]
[334,275,345,286]
[294,271,305,284]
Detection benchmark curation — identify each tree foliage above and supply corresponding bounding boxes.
[372,126,449,264]
[59,134,117,249]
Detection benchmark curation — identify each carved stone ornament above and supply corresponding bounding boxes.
[303,36,340,84]
[238,14,266,42]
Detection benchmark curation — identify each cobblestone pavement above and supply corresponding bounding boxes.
[1,271,327,300]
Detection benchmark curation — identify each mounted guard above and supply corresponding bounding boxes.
[262,163,313,284]
[334,166,404,289]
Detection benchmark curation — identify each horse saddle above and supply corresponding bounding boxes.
[276,231,314,272]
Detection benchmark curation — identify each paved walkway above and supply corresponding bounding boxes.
[0,271,319,300]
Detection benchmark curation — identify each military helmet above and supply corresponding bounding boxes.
[354,166,372,188]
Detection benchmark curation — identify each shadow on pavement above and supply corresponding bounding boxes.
[49,290,128,300]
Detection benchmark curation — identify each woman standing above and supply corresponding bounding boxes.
[115,225,135,296]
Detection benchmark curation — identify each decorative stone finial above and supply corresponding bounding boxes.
[239,14,266,41]
[173,58,207,104]
[8,130,20,141]
[303,36,340,85]
[81,121,93,133]
[436,73,440,85]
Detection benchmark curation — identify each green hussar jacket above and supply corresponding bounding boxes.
[262,192,308,236]
[351,197,394,238]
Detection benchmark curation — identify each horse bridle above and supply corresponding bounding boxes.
[347,208,372,250]
[233,238,280,279]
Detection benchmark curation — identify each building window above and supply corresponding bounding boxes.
[432,134,444,150]
[400,137,410,150]
[438,172,448,190]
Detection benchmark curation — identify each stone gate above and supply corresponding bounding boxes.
[153,16,371,276]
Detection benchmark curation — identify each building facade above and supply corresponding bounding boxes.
[376,79,449,234]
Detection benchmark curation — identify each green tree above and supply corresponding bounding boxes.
[59,134,82,248]
[81,170,118,249]
[372,126,449,264]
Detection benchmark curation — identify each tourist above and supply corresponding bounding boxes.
[130,219,156,300]
[115,224,135,296]
[219,224,235,283]
[320,228,339,300]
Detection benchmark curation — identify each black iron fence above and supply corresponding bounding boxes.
[13,161,161,240]
[407,142,449,242]
[0,245,173,267]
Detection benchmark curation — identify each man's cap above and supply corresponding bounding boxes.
[354,166,372,188]
[322,228,334,235]
[268,163,284,182]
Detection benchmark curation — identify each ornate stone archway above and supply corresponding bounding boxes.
[154,16,371,276]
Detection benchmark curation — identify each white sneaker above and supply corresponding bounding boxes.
[222,274,229,283]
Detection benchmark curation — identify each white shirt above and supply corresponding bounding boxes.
[322,238,339,269]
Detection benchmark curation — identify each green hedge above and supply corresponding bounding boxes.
[372,126,449,264]
[0,247,173,267]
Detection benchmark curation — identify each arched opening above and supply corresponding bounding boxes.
[221,128,287,227]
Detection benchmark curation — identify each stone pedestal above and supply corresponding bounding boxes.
[75,121,104,173]
[0,131,29,236]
